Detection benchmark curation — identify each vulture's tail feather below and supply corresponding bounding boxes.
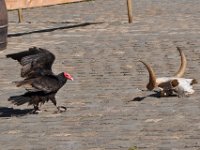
[8,95,31,106]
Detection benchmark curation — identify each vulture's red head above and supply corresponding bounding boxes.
[64,72,73,81]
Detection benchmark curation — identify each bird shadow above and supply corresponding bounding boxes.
[8,22,103,38]
[0,107,33,117]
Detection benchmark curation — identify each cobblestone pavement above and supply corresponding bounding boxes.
[0,0,200,149]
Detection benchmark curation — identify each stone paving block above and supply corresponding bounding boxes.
[0,0,200,149]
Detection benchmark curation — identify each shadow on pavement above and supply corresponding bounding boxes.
[0,107,33,117]
[131,93,160,102]
[8,22,103,38]
[129,92,178,102]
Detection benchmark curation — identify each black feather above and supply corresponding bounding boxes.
[8,95,31,106]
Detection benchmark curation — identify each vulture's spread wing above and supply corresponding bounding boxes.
[6,47,55,78]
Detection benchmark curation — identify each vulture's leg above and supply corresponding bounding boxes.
[51,97,66,113]
[31,104,42,114]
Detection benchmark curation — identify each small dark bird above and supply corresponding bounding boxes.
[6,47,73,113]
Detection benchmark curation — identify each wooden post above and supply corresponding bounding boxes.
[17,9,23,23]
[127,0,133,23]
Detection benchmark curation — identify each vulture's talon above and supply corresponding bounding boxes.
[57,106,67,113]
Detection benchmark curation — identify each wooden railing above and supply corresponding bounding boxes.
[6,0,85,10]
[6,0,86,22]
[5,0,133,23]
